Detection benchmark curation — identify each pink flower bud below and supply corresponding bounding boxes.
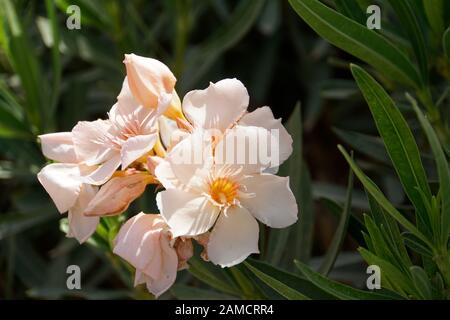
[123,53,176,109]
[84,173,153,216]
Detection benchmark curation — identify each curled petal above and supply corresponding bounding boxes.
[120,133,158,169]
[240,174,298,228]
[182,78,249,132]
[85,173,152,216]
[208,206,259,268]
[38,132,77,163]
[67,184,99,243]
[37,163,83,213]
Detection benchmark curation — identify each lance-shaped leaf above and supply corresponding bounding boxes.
[245,262,309,300]
[388,0,428,83]
[294,259,404,300]
[350,64,432,236]
[338,145,432,249]
[288,0,421,88]
[408,94,450,245]
[244,259,333,299]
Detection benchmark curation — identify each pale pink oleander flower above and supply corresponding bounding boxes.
[154,132,298,268]
[181,78,293,167]
[113,213,191,297]
[72,80,158,185]
[123,53,177,112]
[37,132,99,243]
[84,171,155,217]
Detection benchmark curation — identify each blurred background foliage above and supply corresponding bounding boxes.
[0,0,449,299]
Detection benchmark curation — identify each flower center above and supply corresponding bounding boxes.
[209,177,239,205]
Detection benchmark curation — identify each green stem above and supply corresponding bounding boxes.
[417,87,450,155]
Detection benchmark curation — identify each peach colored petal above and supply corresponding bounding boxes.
[240,174,298,228]
[82,154,121,185]
[67,184,99,243]
[37,163,83,213]
[154,130,213,190]
[156,189,220,237]
[84,173,151,216]
[182,78,249,132]
[38,132,77,163]
[72,119,116,166]
[124,53,176,110]
[239,106,293,168]
[120,133,157,169]
[214,125,275,175]
[113,213,178,297]
[208,206,259,268]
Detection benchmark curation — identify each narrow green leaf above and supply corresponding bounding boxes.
[0,0,46,131]
[358,248,416,296]
[244,262,309,300]
[319,158,353,275]
[229,265,263,299]
[367,192,413,268]
[188,257,240,296]
[294,259,403,299]
[245,259,334,299]
[388,0,428,83]
[423,0,445,37]
[333,0,365,24]
[288,0,421,87]
[402,232,433,258]
[338,144,432,249]
[408,93,450,244]
[350,64,432,235]
[363,214,403,270]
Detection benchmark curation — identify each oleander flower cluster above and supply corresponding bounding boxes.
[37,54,298,297]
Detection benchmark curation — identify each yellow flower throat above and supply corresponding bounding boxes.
[209,177,239,205]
